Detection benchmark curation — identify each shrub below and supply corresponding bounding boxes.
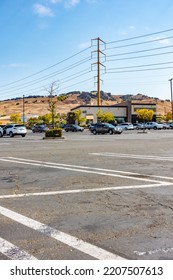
[45,128,62,138]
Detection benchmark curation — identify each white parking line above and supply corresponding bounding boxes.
[0,237,37,260]
[89,152,173,162]
[0,206,125,260]
[0,182,173,199]
[0,157,168,184]
[134,247,173,256]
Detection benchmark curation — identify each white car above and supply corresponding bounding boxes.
[3,124,27,137]
[117,122,134,130]
[145,122,163,130]
[0,126,3,137]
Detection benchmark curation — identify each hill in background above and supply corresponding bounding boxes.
[0,91,171,120]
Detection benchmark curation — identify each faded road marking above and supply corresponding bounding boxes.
[0,206,125,260]
[0,157,168,184]
[0,237,37,260]
[0,183,173,199]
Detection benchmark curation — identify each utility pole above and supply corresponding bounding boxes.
[168,78,173,121]
[91,37,106,106]
[23,95,25,124]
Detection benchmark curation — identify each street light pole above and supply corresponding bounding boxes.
[23,95,25,124]
[169,78,173,121]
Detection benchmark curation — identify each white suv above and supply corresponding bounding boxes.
[0,126,3,137]
[145,122,163,130]
[3,124,27,137]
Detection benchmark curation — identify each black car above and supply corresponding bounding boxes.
[64,124,84,132]
[90,123,122,135]
[31,124,49,133]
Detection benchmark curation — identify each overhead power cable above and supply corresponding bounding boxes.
[106,36,173,50]
[0,57,91,93]
[0,46,91,88]
[107,28,173,44]
[106,50,173,62]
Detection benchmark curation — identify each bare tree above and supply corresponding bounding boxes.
[45,82,58,128]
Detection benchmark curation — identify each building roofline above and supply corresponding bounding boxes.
[70,104,128,111]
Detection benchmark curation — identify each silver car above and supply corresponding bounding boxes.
[145,122,163,130]
[117,122,134,130]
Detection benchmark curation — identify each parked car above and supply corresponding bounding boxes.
[88,123,98,131]
[90,123,122,135]
[117,122,134,130]
[3,124,27,137]
[0,126,3,137]
[158,122,170,129]
[64,124,84,132]
[168,123,173,129]
[145,122,163,130]
[135,123,146,130]
[31,124,49,133]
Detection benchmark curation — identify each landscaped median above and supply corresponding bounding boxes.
[43,128,64,139]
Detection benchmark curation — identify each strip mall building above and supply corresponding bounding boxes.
[71,101,157,124]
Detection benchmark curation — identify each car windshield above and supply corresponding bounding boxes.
[105,123,115,128]
[15,125,25,128]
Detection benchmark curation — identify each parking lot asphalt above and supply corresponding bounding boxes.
[0,129,173,260]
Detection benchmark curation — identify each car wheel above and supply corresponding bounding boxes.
[0,132,3,137]
[92,129,97,135]
[153,127,157,130]
[9,131,14,137]
[108,129,113,135]
[21,134,26,137]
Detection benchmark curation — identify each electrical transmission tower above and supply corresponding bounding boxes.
[91,37,106,106]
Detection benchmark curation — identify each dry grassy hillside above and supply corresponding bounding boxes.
[0,94,172,123]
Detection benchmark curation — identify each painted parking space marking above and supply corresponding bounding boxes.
[0,236,37,260]
[89,152,173,162]
[0,157,168,184]
[0,206,125,260]
[0,182,173,200]
[134,247,173,256]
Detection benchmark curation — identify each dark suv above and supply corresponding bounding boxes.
[31,124,49,133]
[64,124,84,132]
[90,123,122,135]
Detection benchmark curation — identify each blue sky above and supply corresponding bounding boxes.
[1,0,173,101]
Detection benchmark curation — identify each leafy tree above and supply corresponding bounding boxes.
[137,109,154,132]
[97,109,115,123]
[38,114,52,124]
[136,109,154,123]
[10,113,21,123]
[66,110,86,125]
[74,109,86,125]
[57,95,68,102]
[27,117,39,127]
[165,111,172,121]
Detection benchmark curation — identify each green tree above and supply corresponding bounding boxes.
[137,109,154,132]
[10,113,21,123]
[137,109,154,122]
[165,111,172,121]
[74,109,86,125]
[97,109,115,123]
[38,114,52,124]
[27,117,39,128]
